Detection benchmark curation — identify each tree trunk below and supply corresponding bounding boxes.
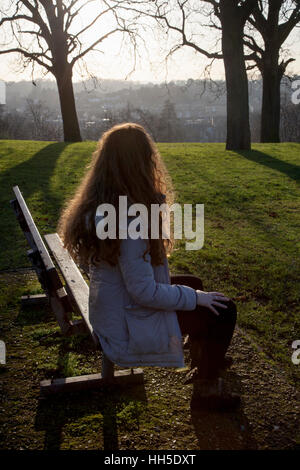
[260,48,281,143]
[55,66,82,142]
[220,3,251,150]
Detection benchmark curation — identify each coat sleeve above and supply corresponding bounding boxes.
[118,236,197,311]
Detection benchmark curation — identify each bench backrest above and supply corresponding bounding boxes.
[11,186,59,287]
[11,186,78,337]
[44,233,97,344]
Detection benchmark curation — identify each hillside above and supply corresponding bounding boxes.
[0,140,299,449]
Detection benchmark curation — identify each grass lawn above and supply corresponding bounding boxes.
[0,140,299,383]
[1,139,300,450]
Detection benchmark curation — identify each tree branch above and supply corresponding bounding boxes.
[278,5,300,44]
[0,47,53,72]
[71,27,122,65]
[74,6,113,38]
[240,0,260,25]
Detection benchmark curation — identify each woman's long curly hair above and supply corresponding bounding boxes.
[58,122,174,267]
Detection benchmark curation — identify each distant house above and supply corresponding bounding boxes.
[0,81,6,105]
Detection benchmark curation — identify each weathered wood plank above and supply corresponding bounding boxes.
[44,233,96,341]
[10,198,36,251]
[11,187,73,334]
[21,294,48,308]
[40,368,144,395]
[12,187,58,281]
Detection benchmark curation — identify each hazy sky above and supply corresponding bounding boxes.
[0,1,300,84]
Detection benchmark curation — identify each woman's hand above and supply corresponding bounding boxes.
[195,290,230,316]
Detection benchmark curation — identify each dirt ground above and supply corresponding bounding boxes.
[0,272,299,451]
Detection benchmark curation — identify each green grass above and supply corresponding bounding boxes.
[0,140,299,381]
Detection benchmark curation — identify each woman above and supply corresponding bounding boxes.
[58,122,239,410]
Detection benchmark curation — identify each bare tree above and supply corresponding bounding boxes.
[158,98,182,142]
[133,108,160,142]
[0,108,25,139]
[244,0,300,142]
[216,0,258,150]
[26,98,62,140]
[26,98,47,139]
[110,0,257,150]
[0,1,136,142]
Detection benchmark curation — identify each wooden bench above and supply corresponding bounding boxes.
[11,186,144,396]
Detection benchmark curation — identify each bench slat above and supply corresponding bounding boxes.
[44,232,96,341]
[40,368,144,395]
[11,186,73,334]
[12,186,55,273]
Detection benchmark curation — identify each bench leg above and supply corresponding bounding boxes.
[102,353,114,380]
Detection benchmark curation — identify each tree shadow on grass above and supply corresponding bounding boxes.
[34,327,147,450]
[16,301,54,326]
[35,384,147,450]
[0,142,70,270]
[236,149,300,183]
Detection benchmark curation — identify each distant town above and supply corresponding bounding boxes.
[0,76,299,142]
